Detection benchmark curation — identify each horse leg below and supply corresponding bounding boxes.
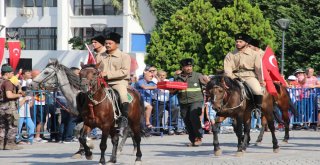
[71,123,90,159]
[266,117,279,153]
[234,118,244,157]
[282,110,290,143]
[107,129,119,164]
[256,116,267,145]
[130,124,142,165]
[78,125,93,160]
[212,122,222,156]
[242,116,251,151]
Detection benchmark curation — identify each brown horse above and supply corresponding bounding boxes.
[206,75,279,156]
[256,83,298,144]
[77,64,144,165]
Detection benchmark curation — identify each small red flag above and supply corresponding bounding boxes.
[85,43,96,64]
[8,41,21,71]
[262,46,287,96]
[0,38,5,66]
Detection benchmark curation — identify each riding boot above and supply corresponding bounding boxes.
[253,95,263,119]
[119,102,129,136]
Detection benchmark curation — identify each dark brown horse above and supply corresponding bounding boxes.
[256,83,298,144]
[77,64,144,165]
[206,75,279,156]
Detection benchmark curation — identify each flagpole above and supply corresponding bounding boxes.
[85,43,96,64]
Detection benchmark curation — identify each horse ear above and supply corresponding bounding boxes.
[48,58,58,65]
[80,62,85,69]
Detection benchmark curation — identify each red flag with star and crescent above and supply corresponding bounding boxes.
[8,41,21,71]
[262,46,287,96]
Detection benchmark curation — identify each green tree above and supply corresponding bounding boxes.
[147,0,276,75]
[146,0,217,75]
[251,0,320,75]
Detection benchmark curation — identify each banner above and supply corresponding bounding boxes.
[8,41,21,71]
[0,38,5,66]
[262,46,287,96]
[85,43,96,64]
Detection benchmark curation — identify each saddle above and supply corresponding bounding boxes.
[235,80,255,103]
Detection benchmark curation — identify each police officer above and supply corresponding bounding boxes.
[224,33,264,117]
[174,58,205,146]
[0,64,23,150]
[96,32,131,135]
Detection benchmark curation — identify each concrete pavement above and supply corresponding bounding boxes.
[0,130,319,165]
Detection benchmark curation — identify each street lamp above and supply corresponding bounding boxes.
[275,18,290,75]
[90,23,107,33]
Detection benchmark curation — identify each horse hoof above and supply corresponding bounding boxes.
[71,153,82,159]
[235,151,244,157]
[282,139,288,144]
[134,160,142,165]
[273,148,280,153]
[85,155,93,160]
[255,142,262,146]
[214,149,222,156]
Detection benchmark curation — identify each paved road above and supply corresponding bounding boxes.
[1,130,319,165]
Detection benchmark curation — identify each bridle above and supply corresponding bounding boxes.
[32,65,69,90]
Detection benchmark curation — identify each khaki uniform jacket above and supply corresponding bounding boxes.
[224,48,263,83]
[95,49,131,85]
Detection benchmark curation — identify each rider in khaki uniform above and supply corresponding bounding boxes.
[0,65,23,150]
[224,33,263,116]
[95,32,131,135]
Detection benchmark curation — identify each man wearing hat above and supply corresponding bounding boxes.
[96,32,131,135]
[0,64,24,150]
[91,35,107,60]
[174,58,206,146]
[224,33,264,118]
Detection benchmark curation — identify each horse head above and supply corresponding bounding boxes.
[31,58,60,90]
[79,62,105,93]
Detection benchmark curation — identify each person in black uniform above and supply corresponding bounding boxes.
[174,58,206,146]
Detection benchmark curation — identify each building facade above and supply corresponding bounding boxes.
[0,0,155,73]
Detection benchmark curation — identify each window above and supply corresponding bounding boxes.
[6,28,57,50]
[73,0,122,16]
[131,34,151,53]
[6,0,57,7]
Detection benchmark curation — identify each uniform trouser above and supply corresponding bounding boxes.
[109,83,129,103]
[0,113,18,149]
[180,102,203,143]
[242,77,263,95]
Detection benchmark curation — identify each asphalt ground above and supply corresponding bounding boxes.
[0,130,319,165]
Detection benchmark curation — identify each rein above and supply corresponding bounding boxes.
[212,84,244,111]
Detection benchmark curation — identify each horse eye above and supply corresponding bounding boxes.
[44,71,49,75]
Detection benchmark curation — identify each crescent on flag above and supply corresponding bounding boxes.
[13,48,20,56]
[268,55,276,67]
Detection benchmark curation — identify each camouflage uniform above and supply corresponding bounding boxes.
[0,79,20,150]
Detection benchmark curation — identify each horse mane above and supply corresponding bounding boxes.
[46,63,81,90]
[207,75,241,91]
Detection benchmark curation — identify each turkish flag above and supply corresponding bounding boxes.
[8,41,21,71]
[262,46,287,96]
[85,43,96,64]
[0,38,5,66]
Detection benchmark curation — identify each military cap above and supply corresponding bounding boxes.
[105,32,121,43]
[294,68,305,76]
[91,35,105,45]
[235,33,252,43]
[180,58,194,67]
[1,65,13,73]
[249,38,260,48]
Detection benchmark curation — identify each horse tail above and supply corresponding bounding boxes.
[289,98,298,117]
[138,95,149,138]
[273,106,284,124]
